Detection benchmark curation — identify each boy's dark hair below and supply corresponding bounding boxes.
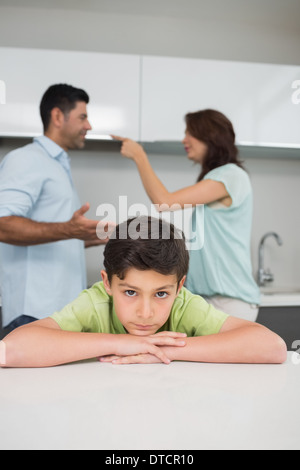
[40,83,89,132]
[103,216,189,287]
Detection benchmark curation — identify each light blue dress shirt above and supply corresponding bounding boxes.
[0,136,87,327]
[185,164,260,305]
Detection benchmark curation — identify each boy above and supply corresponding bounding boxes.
[0,216,287,368]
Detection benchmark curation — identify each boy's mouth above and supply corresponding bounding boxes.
[134,324,153,330]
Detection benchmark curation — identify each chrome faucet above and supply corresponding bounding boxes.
[258,232,283,286]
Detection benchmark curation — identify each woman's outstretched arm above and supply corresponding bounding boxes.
[112,136,229,209]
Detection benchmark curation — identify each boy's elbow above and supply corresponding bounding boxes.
[0,330,29,368]
[253,324,287,364]
[276,337,288,364]
[0,340,7,368]
[269,334,287,364]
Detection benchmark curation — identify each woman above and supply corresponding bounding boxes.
[112,109,260,321]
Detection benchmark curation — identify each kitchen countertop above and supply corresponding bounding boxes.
[260,288,300,307]
[0,352,299,450]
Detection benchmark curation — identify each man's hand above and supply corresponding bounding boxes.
[85,220,116,248]
[99,331,187,365]
[67,203,115,246]
[67,203,98,240]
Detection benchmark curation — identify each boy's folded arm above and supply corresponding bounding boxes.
[163,317,287,364]
[0,318,120,368]
[0,320,186,368]
[1,316,287,368]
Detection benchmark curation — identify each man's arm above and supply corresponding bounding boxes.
[0,203,107,246]
[0,318,187,368]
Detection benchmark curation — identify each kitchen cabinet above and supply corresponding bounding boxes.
[1,47,299,150]
[140,55,300,146]
[257,306,300,351]
[0,47,141,140]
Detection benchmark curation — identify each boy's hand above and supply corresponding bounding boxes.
[99,331,187,365]
[99,353,163,365]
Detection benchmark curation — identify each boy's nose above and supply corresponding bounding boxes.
[137,300,154,319]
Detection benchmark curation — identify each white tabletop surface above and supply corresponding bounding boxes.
[0,352,299,451]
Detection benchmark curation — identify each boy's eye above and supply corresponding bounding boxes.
[155,291,168,299]
[125,290,136,297]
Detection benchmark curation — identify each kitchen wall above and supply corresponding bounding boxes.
[0,0,300,65]
[0,0,299,291]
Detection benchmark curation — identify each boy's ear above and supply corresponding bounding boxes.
[176,276,186,295]
[101,270,112,295]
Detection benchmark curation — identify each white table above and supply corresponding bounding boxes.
[0,352,299,450]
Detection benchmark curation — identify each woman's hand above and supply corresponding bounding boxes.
[111,135,146,162]
[99,331,187,365]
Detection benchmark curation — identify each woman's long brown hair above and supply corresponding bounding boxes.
[185,109,245,181]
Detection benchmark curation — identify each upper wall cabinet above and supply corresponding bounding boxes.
[0,47,140,140]
[1,48,299,148]
[140,56,300,147]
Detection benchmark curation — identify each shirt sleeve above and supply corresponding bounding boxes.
[204,164,251,208]
[0,148,45,218]
[168,288,229,336]
[51,290,99,333]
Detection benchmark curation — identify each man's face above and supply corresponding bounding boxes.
[60,101,92,150]
[102,268,185,336]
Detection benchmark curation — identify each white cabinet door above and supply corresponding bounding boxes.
[141,56,300,147]
[0,47,140,140]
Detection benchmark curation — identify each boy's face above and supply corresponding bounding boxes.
[101,268,185,336]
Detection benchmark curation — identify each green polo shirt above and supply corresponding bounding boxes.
[51,282,228,336]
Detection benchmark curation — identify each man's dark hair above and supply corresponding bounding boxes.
[40,83,89,132]
[103,216,189,287]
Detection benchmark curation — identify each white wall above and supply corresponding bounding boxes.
[0,0,300,65]
[0,1,300,291]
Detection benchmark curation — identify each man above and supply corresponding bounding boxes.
[0,83,107,333]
